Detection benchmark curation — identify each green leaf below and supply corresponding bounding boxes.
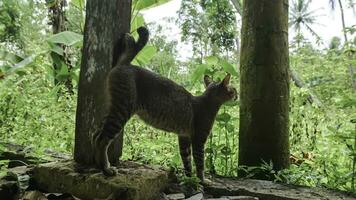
[49,43,64,56]
[47,31,83,47]
[55,62,70,81]
[191,64,208,83]
[8,54,37,73]
[131,14,145,33]
[134,0,172,11]
[204,55,218,65]
[70,71,79,83]
[70,0,85,9]
[0,50,23,64]
[134,45,157,65]
[219,60,238,76]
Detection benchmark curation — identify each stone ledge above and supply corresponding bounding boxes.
[205,177,356,200]
[32,160,170,200]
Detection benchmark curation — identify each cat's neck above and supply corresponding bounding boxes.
[193,93,222,120]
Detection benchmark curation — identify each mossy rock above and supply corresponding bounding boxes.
[32,160,170,200]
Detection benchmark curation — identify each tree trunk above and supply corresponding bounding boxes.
[74,0,131,166]
[49,0,74,94]
[238,0,290,178]
[337,0,348,43]
[337,0,356,91]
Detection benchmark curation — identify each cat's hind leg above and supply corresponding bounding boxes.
[94,106,131,176]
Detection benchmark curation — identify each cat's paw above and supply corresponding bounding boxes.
[103,166,118,176]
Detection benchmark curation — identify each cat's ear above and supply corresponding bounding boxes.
[221,74,231,87]
[204,75,213,87]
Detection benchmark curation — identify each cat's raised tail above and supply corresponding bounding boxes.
[112,26,149,67]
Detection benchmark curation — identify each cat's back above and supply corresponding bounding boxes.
[134,66,190,97]
[133,66,194,133]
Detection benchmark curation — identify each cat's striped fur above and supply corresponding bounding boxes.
[93,27,237,183]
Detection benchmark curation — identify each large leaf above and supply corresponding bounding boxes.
[134,45,157,65]
[191,64,208,83]
[56,63,70,81]
[47,31,83,47]
[219,60,238,76]
[70,0,85,9]
[49,43,64,56]
[131,14,145,33]
[204,55,218,65]
[133,0,172,11]
[3,50,47,76]
[8,54,37,73]
[0,50,23,64]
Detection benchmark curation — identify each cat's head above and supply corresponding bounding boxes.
[203,74,238,103]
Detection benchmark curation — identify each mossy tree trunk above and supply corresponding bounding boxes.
[238,0,290,178]
[74,0,131,166]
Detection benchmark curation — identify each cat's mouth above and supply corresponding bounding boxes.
[228,88,238,101]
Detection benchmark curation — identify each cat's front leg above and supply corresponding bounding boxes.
[178,136,192,176]
[192,141,207,183]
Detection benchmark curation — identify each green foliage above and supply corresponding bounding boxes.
[0,71,76,154]
[47,31,83,47]
[191,55,238,84]
[178,0,237,58]
[289,0,322,46]
[0,0,21,44]
[179,176,201,190]
[133,45,157,66]
[142,22,180,80]
[286,44,356,192]
[66,0,85,33]
[134,0,172,10]
[330,36,342,50]
[0,49,46,78]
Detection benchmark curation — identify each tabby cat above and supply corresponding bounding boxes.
[93,27,237,183]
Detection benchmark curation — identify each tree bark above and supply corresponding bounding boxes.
[74,0,131,166]
[337,0,348,43]
[239,0,290,178]
[336,0,356,91]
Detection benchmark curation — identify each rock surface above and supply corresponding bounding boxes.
[32,160,170,200]
[0,166,32,200]
[1,151,354,200]
[0,173,19,200]
[166,193,186,200]
[204,177,356,200]
[0,142,70,168]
